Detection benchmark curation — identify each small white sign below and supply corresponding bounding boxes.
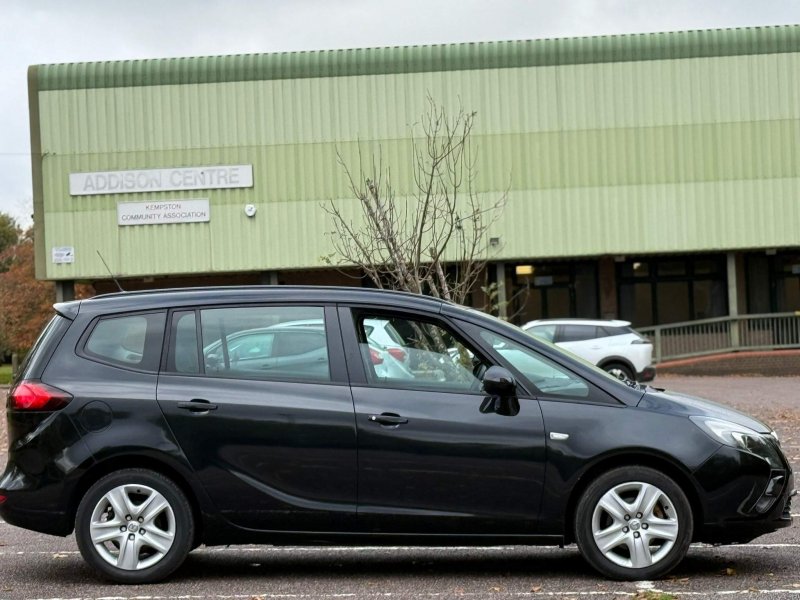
[52,246,75,264]
[533,275,554,287]
[70,164,253,196]
[118,199,210,226]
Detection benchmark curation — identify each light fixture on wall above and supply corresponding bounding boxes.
[515,265,534,276]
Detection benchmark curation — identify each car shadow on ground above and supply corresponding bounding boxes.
[6,547,778,589]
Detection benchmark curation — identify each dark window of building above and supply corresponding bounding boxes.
[617,255,727,326]
[507,261,598,325]
[746,251,800,313]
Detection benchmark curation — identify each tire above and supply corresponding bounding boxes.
[574,466,693,580]
[603,362,635,382]
[75,469,194,584]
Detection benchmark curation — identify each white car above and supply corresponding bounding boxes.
[521,319,655,382]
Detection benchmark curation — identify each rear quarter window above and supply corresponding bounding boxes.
[83,312,166,371]
[599,326,634,337]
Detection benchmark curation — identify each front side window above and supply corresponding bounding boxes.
[479,330,589,399]
[198,306,329,382]
[84,312,166,371]
[528,324,556,342]
[356,314,483,392]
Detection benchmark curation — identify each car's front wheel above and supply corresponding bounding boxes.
[75,469,194,583]
[574,466,693,580]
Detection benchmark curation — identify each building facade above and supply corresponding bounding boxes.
[29,25,800,326]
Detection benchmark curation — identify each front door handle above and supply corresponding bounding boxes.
[368,413,408,426]
[177,399,218,413]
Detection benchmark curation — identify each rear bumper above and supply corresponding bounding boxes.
[636,366,657,382]
[0,463,77,536]
[0,498,73,536]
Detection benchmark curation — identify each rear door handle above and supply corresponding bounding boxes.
[177,400,218,413]
[368,413,408,426]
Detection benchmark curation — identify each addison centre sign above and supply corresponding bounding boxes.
[69,164,253,196]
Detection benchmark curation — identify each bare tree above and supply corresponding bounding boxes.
[323,98,507,306]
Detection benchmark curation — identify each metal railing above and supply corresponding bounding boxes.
[637,312,800,363]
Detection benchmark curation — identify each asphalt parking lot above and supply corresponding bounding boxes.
[0,376,798,600]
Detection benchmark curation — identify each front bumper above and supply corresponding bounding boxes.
[694,446,794,544]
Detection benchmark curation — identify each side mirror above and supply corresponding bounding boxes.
[480,366,520,417]
[482,366,516,397]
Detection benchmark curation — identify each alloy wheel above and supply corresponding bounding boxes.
[89,483,176,571]
[591,481,679,569]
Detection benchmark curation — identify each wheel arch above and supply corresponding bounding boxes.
[562,451,704,544]
[597,356,635,374]
[69,454,206,546]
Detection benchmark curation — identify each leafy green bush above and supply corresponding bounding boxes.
[0,364,14,385]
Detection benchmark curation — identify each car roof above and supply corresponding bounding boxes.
[523,318,632,328]
[56,286,449,318]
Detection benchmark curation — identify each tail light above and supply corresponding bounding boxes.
[7,381,72,411]
[631,338,652,345]
[0,495,6,505]
[387,347,407,362]
[369,347,384,365]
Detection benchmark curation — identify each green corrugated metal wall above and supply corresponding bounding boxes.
[31,26,800,280]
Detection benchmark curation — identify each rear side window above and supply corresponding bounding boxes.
[83,312,166,371]
[197,306,330,382]
[557,325,597,342]
[166,311,200,374]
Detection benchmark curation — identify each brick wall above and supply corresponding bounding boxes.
[657,350,800,377]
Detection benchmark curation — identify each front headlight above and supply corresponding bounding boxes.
[690,417,784,469]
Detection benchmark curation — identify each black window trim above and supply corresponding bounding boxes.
[77,310,168,374]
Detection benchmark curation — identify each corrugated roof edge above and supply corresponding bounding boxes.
[33,24,800,91]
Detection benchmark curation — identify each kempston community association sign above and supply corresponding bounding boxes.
[117,199,210,226]
[69,165,253,196]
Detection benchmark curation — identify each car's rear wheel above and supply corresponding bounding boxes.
[75,469,194,583]
[574,466,693,580]
[603,362,634,381]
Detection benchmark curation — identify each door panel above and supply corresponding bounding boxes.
[157,376,357,531]
[341,308,547,534]
[352,387,546,534]
[156,304,357,532]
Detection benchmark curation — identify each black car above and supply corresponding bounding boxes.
[0,287,794,584]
